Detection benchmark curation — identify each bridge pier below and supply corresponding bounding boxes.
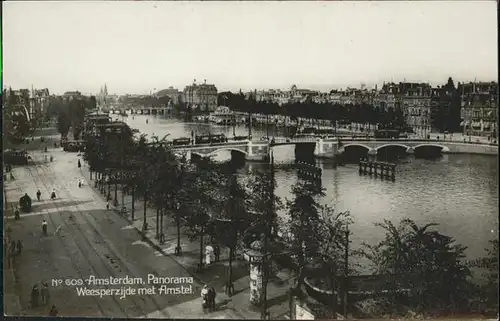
[245,141,270,162]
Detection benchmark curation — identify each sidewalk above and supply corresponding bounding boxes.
[3,183,22,315]
[79,160,293,319]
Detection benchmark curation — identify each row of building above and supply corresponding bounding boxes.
[5,78,497,137]
[67,79,500,138]
[247,81,498,137]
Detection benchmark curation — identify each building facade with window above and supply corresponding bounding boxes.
[459,82,498,137]
[183,81,218,112]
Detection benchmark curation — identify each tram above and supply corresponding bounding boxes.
[374,129,401,139]
[172,137,192,146]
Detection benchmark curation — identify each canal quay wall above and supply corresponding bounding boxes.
[442,142,498,155]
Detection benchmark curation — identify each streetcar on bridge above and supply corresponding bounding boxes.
[195,133,228,144]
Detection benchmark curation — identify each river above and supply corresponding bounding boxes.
[121,114,498,272]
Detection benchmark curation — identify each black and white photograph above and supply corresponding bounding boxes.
[2,1,498,319]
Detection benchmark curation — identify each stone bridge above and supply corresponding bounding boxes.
[170,137,498,162]
[171,141,271,161]
[338,138,498,155]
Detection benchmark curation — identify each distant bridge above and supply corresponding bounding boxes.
[106,106,172,115]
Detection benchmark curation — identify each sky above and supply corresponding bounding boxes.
[3,1,498,95]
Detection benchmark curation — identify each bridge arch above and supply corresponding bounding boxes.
[342,143,371,151]
[412,144,450,153]
[204,147,248,157]
[375,143,410,151]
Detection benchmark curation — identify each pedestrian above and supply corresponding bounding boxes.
[51,189,56,200]
[78,180,82,188]
[16,240,23,255]
[78,159,81,169]
[208,286,216,311]
[41,282,50,305]
[14,207,20,220]
[214,244,220,262]
[201,285,209,310]
[50,155,53,162]
[106,202,110,211]
[37,189,42,201]
[9,240,17,256]
[49,305,58,316]
[31,284,40,308]
[42,219,48,236]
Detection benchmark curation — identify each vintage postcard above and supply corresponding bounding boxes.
[2,1,498,319]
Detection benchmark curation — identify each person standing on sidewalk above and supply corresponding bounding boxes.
[208,287,216,311]
[42,219,48,236]
[214,244,220,262]
[77,159,81,169]
[16,240,23,254]
[40,282,50,305]
[36,189,42,201]
[31,284,40,308]
[106,201,110,210]
[9,240,17,256]
[50,189,56,200]
[201,285,209,310]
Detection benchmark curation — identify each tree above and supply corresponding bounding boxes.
[70,98,87,140]
[3,88,33,146]
[211,164,251,295]
[285,175,325,292]
[182,158,225,270]
[312,207,353,315]
[362,218,473,317]
[469,239,498,314]
[56,110,71,139]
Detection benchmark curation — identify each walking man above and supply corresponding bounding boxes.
[78,159,81,169]
[36,189,42,201]
[50,189,56,200]
[14,207,20,220]
[106,201,110,211]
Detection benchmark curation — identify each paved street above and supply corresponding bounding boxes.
[4,148,291,319]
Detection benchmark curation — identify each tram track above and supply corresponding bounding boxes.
[25,154,171,318]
